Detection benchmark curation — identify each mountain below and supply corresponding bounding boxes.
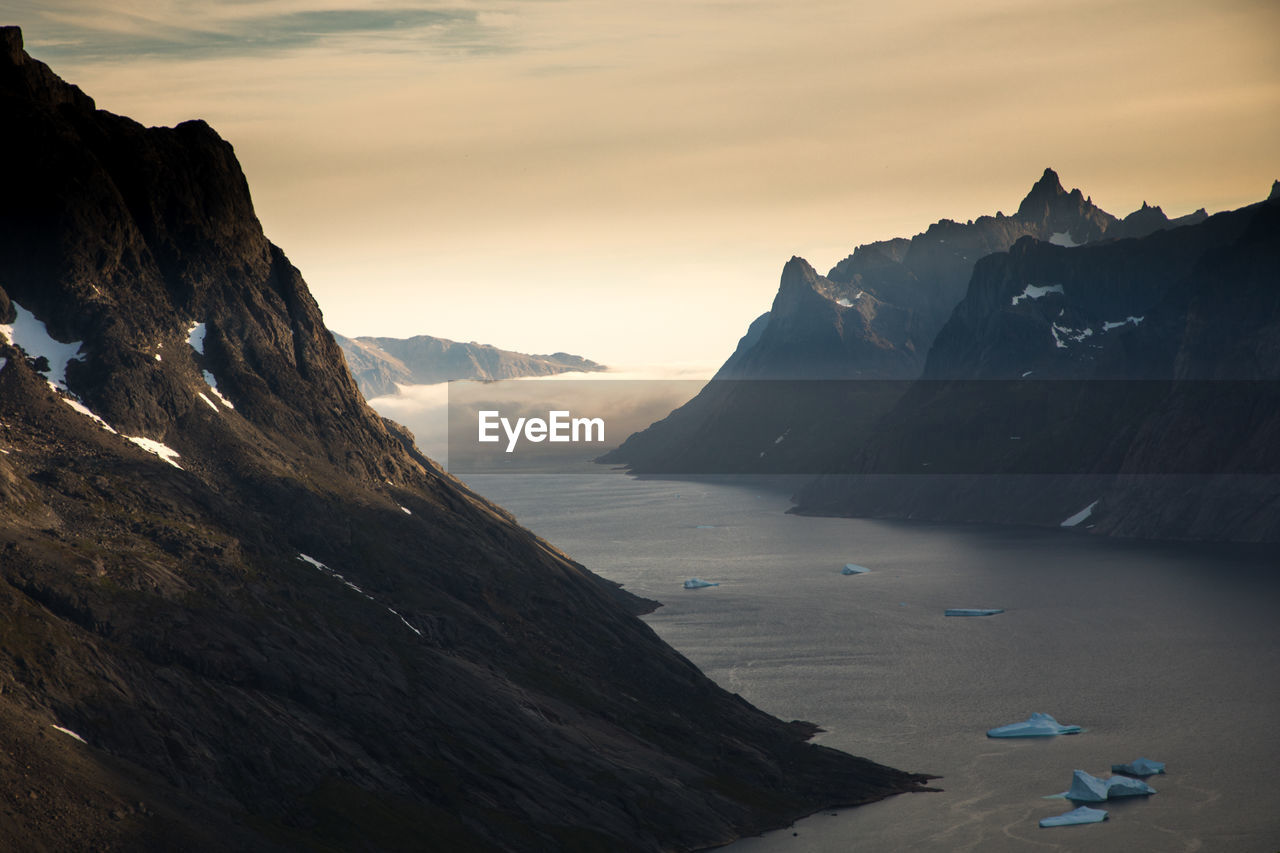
[794,194,1280,541]
[602,169,1206,474]
[335,333,605,398]
[0,26,930,851]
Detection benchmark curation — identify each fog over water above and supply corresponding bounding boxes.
[467,471,1280,852]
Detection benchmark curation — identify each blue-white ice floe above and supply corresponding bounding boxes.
[841,563,869,575]
[1058,769,1156,801]
[1104,775,1157,798]
[1111,757,1165,777]
[683,578,719,589]
[1063,770,1109,802]
[945,608,1004,617]
[1039,806,1108,828]
[987,712,1082,738]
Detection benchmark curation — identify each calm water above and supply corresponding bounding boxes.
[466,472,1280,852]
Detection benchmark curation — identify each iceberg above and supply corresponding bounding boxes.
[1058,770,1156,801]
[1063,770,1109,802]
[683,578,719,589]
[1111,757,1165,777]
[1105,775,1156,798]
[841,563,869,575]
[945,608,1003,617]
[1039,806,1108,828]
[987,712,1082,738]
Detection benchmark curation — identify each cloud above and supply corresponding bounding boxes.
[19,1,506,61]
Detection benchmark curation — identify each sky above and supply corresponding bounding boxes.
[10,0,1280,370]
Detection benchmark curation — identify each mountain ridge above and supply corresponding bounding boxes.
[794,196,1280,540]
[602,167,1207,474]
[0,26,931,850]
[335,332,604,398]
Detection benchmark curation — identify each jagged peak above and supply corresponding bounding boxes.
[1015,167,1067,219]
[1,25,23,66]
[0,25,96,111]
[0,24,21,64]
[1031,167,1065,195]
[781,255,819,279]
[1269,180,1279,201]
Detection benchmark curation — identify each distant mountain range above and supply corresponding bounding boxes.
[334,332,604,398]
[796,191,1280,540]
[0,27,928,851]
[603,170,1280,541]
[603,168,1208,473]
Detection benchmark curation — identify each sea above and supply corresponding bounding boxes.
[465,469,1280,852]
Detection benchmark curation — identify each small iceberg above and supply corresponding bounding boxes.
[1063,770,1109,802]
[1105,775,1156,798]
[987,712,1082,738]
[1059,770,1156,802]
[1040,806,1108,828]
[841,563,869,575]
[683,578,719,589]
[945,608,1003,617]
[1111,757,1165,777]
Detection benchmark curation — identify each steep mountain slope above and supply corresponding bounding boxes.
[0,27,929,852]
[603,169,1204,473]
[795,196,1280,540]
[335,333,605,399]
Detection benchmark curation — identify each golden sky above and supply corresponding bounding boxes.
[13,0,1280,367]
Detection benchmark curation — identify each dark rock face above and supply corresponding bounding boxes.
[796,198,1280,541]
[335,332,605,399]
[604,168,1187,474]
[0,27,931,852]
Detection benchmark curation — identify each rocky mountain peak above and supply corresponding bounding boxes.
[781,254,820,281]
[1270,179,1279,201]
[1,25,21,64]
[1,31,932,849]
[1015,167,1065,216]
[0,26,94,110]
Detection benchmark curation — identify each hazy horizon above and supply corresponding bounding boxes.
[9,0,1278,366]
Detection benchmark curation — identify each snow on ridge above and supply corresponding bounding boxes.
[1012,283,1065,306]
[1102,315,1145,331]
[197,393,219,412]
[1051,323,1093,348]
[1048,231,1080,248]
[126,436,182,469]
[202,370,234,409]
[400,505,412,515]
[0,303,86,390]
[1061,500,1099,527]
[51,724,87,744]
[62,397,119,434]
[186,322,206,355]
[836,297,853,307]
[298,553,371,598]
[296,555,427,635]
[388,607,423,637]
